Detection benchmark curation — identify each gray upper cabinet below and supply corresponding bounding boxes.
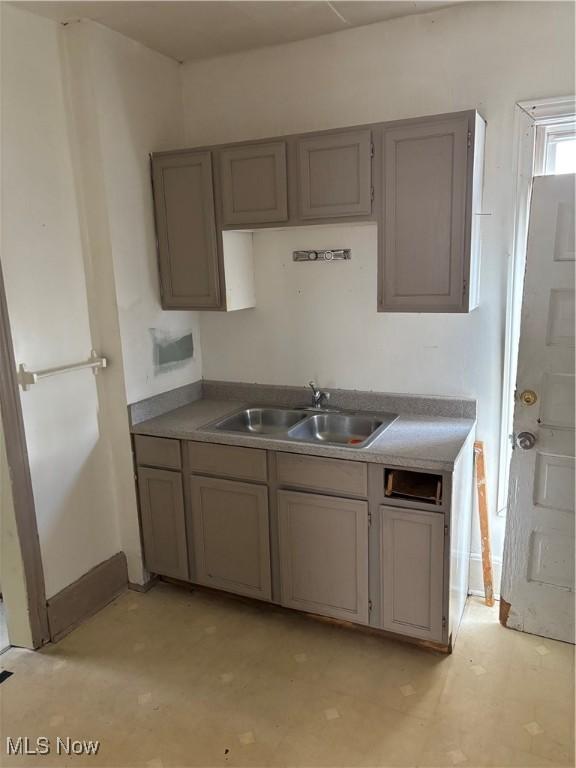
[190,475,272,601]
[379,505,444,642]
[277,490,369,623]
[297,130,373,219]
[151,111,484,313]
[137,467,188,581]
[151,150,222,310]
[219,142,288,226]
[378,112,484,313]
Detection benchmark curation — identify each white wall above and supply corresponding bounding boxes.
[183,1,575,592]
[0,8,197,595]
[1,5,121,597]
[78,22,202,405]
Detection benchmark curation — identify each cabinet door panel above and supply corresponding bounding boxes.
[190,475,271,600]
[137,467,188,580]
[220,142,288,226]
[379,115,469,312]
[152,151,221,309]
[379,505,444,641]
[297,130,372,219]
[278,490,368,622]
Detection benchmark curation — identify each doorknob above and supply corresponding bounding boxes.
[515,431,537,450]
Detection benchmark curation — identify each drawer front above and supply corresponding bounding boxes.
[134,435,182,470]
[276,452,367,497]
[187,441,267,483]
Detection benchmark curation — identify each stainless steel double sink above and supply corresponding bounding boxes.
[208,406,397,449]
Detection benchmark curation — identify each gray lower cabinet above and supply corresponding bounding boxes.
[189,475,272,601]
[219,142,288,226]
[137,467,189,580]
[379,505,445,642]
[378,113,483,313]
[277,490,369,623]
[151,150,221,310]
[134,437,472,649]
[297,129,373,219]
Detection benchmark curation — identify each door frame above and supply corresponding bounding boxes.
[0,260,49,648]
[497,95,576,519]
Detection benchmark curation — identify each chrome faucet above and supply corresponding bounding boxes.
[308,380,330,409]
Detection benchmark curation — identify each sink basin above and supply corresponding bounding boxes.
[287,412,396,448]
[209,406,397,449]
[213,407,308,435]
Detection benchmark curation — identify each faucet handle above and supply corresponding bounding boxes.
[308,380,317,391]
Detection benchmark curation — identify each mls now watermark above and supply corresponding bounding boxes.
[6,737,100,756]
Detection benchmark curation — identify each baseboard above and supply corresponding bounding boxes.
[46,552,128,642]
[468,553,502,600]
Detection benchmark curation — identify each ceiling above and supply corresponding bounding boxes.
[17,1,464,62]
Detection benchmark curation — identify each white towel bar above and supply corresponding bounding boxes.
[18,349,107,391]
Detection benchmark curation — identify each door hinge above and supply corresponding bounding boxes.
[444,524,448,535]
[370,142,375,158]
[442,617,447,628]
[370,186,375,202]
[467,130,472,149]
[368,599,373,614]
[368,510,372,527]
[462,278,467,298]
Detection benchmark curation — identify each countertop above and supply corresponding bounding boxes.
[131,399,475,471]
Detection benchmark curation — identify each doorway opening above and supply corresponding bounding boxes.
[498,96,576,519]
[499,96,575,643]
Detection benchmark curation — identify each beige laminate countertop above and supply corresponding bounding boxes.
[131,399,475,471]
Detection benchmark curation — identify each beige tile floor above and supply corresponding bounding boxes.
[0,583,573,768]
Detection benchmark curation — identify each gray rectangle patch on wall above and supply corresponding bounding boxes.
[150,329,194,373]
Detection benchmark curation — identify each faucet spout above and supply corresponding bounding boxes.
[308,380,330,408]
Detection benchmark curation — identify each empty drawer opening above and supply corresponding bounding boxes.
[384,469,442,506]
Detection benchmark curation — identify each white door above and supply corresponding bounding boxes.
[501,174,575,643]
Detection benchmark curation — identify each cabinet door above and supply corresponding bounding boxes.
[278,490,369,623]
[379,115,470,312]
[190,475,271,600]
[379,505,444,642]
[220,142,288,226]
[137,467,188,580]
[297,130,372,219]
[151,150,221,309]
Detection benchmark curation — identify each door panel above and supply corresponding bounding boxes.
[151,151,221,309]
[379,115,470,311]
[220,142,288,226]
[297,130,372,219]
[379,505,444,642]
[137,467,188,580]
[190,475,271,600]
[277,490,369,623]
[502,174,575,643]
